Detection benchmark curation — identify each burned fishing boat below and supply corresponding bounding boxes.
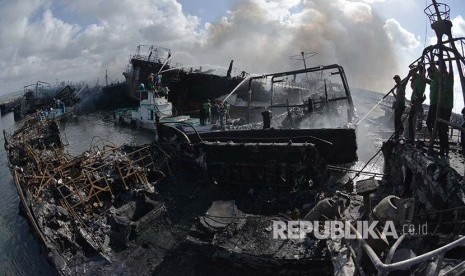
[102,45,247,113]
[3,114,171,274]
[155,64,359,274]
[13,81,79,121]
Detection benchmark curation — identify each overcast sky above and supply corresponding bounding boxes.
[1,0,464,110]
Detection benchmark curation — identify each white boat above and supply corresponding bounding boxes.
[115,89,200,131]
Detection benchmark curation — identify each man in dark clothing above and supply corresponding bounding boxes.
[426,65,440,133]
[211,101,219,124]
[437,60,454,156]
[261,109,272,129]
[392,74,408,138]
[199,100,211,126]
[408,66,427,142]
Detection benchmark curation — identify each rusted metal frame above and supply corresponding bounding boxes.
[95,165,115,198]
[64,171,91,210]
[81,170,113,210]
[117,163,139,184]
[115,162,130,190]
[33,170,54,199]
[135,168,149,185]
[59,171,88,206]
[130,155,151,165]
[134,154,156,171]
[130,151,153,170]
[24,144,42,170]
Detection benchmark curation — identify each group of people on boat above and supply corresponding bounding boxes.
[139,73,169,98]
[391,57,464,157]
[199,99,230,126]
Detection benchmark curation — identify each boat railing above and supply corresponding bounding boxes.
[350,220,465,275]
[246,64,355,123]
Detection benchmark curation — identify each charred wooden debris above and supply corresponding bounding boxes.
[3,115,169,274]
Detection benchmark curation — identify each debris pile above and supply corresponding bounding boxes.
[3,115,168,274]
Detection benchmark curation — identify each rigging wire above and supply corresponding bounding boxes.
[423,0,429,49]
[349,112,411,182]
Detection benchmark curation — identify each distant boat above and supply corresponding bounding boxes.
[114,88,200,133]
[13,82,79,121]
[103,45,247,114]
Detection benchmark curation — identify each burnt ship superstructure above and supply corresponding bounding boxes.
[105,45,246,114]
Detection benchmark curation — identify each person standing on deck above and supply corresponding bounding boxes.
[392,72,412,139]
[219,102,226,129]
[426,64,440,133]
[437,59,454,156]
[408,66,427,142]
[225,102,231,120]
[211,101,219,124]
[199,106,206,126]
[147,73,156,91]
[200,99,211,126]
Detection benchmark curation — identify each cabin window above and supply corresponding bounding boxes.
[149,109,154,120]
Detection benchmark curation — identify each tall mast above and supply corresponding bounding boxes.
[424,0,465,152]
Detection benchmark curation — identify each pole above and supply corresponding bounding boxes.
[429,0,446,153]
[302,52,308,79]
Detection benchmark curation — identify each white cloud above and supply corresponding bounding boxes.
[0,0,405,94]
[384,18,420,49]
[332,0,373,23]
[357,0,385,3]
[452,15,465,36]
[0,0,203,90]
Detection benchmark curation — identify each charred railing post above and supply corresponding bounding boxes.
[261,110,272,129]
